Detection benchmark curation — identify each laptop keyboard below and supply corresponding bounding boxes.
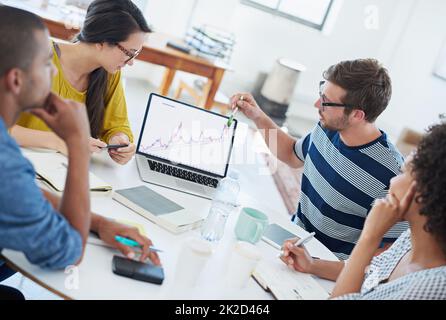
[147,159,219,188]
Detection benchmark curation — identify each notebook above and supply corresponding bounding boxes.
[252,259,330,300]
[112,185,206,234]
[22,149,112,195]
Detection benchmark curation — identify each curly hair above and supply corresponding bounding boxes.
[411,122,446,256]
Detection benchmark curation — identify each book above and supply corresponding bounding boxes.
[22,148,112,195]
[252,259,330,300]
[112,185,205,234]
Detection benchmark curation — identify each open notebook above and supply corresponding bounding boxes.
[252,259,330,300]
[22,149,112,195]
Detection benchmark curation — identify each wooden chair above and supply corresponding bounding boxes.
[174,78,231,114]
[396,127,424,156]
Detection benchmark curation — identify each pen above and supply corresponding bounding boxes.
[278,232,316,257]
[227,96,243,127]
[114,235,163,253]
[294,232,316,247]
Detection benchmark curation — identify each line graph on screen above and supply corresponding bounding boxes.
[140,122,232,153]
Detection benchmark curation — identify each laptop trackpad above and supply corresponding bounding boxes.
[175,180,206,193]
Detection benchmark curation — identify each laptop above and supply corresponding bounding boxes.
[136,93,238,199]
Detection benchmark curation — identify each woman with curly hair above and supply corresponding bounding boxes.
[330,121,446,299]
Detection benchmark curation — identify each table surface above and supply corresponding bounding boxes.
[1,121,338,299]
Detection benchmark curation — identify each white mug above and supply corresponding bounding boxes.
[174,238,213,287]
[225,241,262,288]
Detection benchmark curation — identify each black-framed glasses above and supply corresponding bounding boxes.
[319,81,355,109]
[115,43,142,63]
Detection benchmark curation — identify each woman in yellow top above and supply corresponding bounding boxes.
[11,0,150,165]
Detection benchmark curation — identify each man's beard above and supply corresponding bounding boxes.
[320,114,350,132]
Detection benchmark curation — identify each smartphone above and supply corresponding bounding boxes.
[104,144,129,149]
[112,255,164,285]
[261,223,298,250]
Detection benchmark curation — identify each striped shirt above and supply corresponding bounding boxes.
[334,229,446,300]
[292,123,408,260]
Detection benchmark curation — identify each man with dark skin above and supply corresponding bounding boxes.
[0,6,159,299]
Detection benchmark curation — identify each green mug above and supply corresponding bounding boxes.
[234,207,269,244]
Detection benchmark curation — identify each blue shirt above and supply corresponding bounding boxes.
[0,117,82,270]
[292,123,408,260]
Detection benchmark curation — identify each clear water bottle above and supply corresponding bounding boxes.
[201,170,240,242]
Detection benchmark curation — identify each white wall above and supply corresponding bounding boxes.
[124,0,446,138]
[382,0,446,136]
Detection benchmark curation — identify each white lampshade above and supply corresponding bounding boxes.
[261,58,306,104]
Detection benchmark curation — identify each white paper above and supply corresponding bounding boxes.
[253,259,329,300]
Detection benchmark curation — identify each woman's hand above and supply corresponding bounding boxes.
[89,137,107,153]
[96,218,161,265]
[279,237,315,273]
[107,133,136,165]
[361,182,417,243]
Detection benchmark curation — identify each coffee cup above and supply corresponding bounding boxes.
[225,241,262,288]
[234,207,269,244]
[174,238,213,287]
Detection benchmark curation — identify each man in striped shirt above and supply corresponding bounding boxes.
[231,59,407,281]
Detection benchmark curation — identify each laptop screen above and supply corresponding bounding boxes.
[137,94,237,177]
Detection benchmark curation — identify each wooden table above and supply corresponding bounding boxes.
[11,2,229,109]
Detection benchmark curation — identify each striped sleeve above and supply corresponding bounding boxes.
[294,132,311,162]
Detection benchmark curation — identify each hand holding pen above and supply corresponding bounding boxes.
[113,235,163,265]
[227,95,243,127]
[229,93,264,122]
[115,236,163,253]
[279,232,318,273]
[279,232,315,257]
[93,218,162,265]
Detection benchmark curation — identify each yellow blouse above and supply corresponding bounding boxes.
[16,44,134,143]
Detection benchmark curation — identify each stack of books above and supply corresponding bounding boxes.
[185,25,235,64]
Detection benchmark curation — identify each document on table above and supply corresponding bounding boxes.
[252,259,330,300]
[22,148,112,194]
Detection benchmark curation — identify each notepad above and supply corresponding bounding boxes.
[252,259,330,300]
[22,149,112,195]
[113,185,205,234]
[114,219,147,236]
